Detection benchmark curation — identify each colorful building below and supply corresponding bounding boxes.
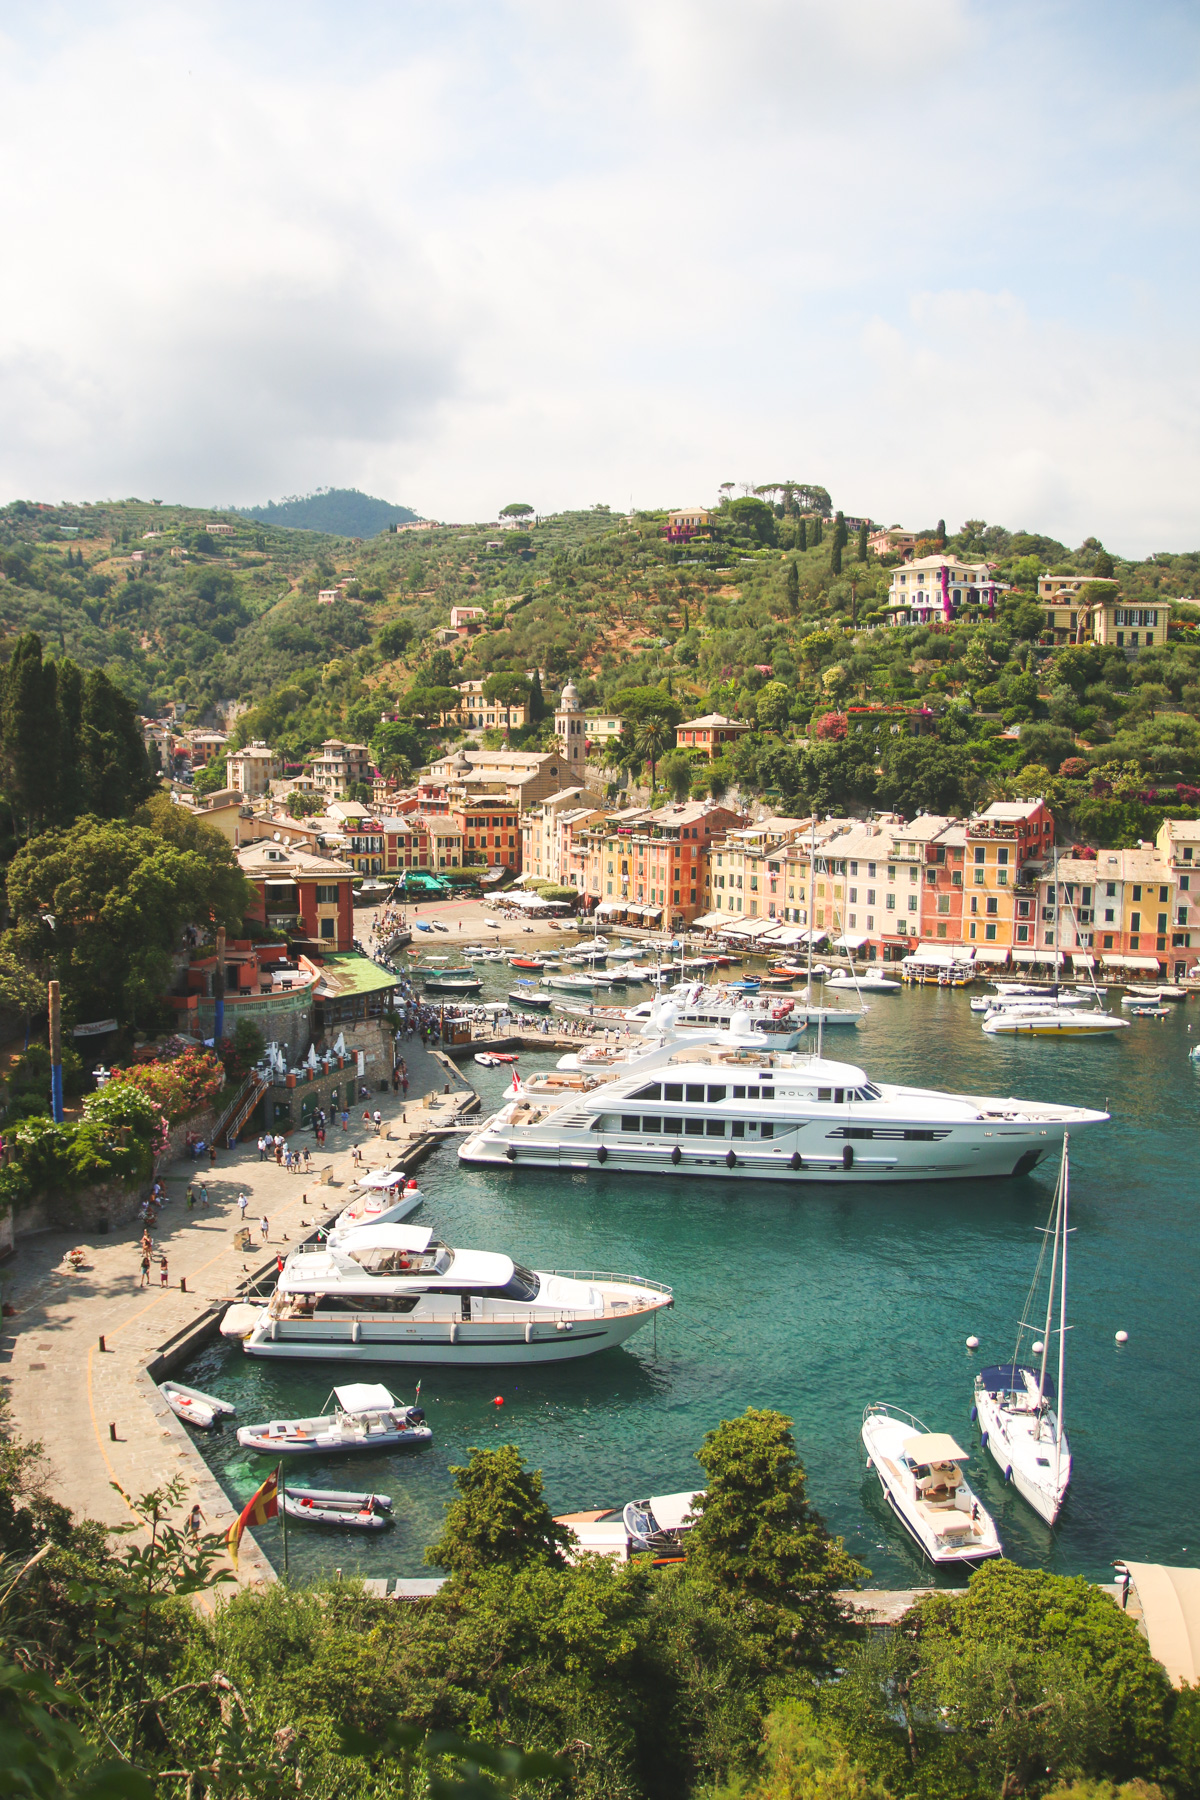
[885,555,1001,626]
[238,842,356,950]
[675,714,754,758]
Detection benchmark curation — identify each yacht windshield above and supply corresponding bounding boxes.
[496,1264,541,1302]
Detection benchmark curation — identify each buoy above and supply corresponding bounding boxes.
[1115,1330,1129,1344]
[966,1335,979,1350]
[492,1396,504,1406]
[1032,1340,1045,1355]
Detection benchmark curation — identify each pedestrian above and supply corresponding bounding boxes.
[391,1068,399,1093]
[257,1134,267,1162]
[209,1143,217,1168]
[199,1183,208,1207]
[237,1192,248,1221]
[373,1109,382,1132]
[276,1253,285,1275]
[139,1251,151,1287]
[401,1073,409,1098]
[317,1124,325,1147]
[186,1186,195,1212]
[260,1216,269,1242]
[274,1139,283,1166]
[303,1146,311,1169]
[159,1255,169,1287]
[188,1502,205,1544]
[341,1109,349,1131]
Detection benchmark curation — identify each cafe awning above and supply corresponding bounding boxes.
[972,945,1011,963]
[1102,953,1162,971]
[833,934,868,950]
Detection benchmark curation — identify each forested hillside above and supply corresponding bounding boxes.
[3,492,1199,841]
[231,487,419,537]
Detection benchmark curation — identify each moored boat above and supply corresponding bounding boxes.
[160,1381,236,1430]
[281,1487,394,1529]
[235,1382,431,1453]
[331,1176,423,1236]
[861,1404,1002,1565]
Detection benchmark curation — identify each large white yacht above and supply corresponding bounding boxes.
[620,988,808,1050]
[458,1013,1108,1184]
[222,1223,673,1365]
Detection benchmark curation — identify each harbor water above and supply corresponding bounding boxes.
[184,971,1200,1586]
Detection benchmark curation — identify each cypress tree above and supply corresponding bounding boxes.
[831,541,842,576]
[528,667,546,722]
[785,560,799,614]
[1093,549,1115,579]
[857,522,868,561]
[1,634,61,835]
[76,668,153,818]
[812,518,823,548]
[833,510,848,552]
[798,518,807,553]
[936,517,946,546]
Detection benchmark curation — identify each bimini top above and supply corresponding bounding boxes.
[979,1364,1056,1400]
[643,1491,702,1531]
[327,1224,434,1255]
[903,1432,968,1464]
[333,1382,397,1413]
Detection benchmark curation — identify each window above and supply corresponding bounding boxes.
[320,918,335,940]
[974,847,985,864]
[315,884,339,904]
[1131,912,1141,931]
[937,894,950,914]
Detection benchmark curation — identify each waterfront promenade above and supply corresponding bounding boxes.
[0,1030,475,1582]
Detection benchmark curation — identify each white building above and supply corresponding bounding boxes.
[227,740,280,799]
[886,555,1000,625]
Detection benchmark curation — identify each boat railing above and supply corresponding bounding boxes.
[549,1270,673,1296]
[863,1400,929,1434]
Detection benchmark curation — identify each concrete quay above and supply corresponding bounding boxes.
[0,1033,477,1585]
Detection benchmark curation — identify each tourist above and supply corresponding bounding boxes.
[186,1186,195,1212]
[260,1216,269,1242]
[341,1109,349,1131]
[159,1255,169,1287]
[237,1192,248,1221]
[274,1137,284,1165]
[139,1250,151,1287]
[198,1183,208,1208]
[208,1143,217,1168]
[257,1134,268,1162]
[373,1109,382,1132]
[187,1502,205,1544]
[303,1146,311,1169]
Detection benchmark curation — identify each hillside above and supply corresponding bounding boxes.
[231,487,419,537]
[2,491,1199,840]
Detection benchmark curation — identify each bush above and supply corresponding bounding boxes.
[104,1048,224,1125]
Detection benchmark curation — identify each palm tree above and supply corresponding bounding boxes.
[634,716,673,795]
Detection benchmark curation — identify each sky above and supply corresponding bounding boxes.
[0,0,1197,554]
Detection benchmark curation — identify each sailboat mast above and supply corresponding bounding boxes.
[1055,1135,1069,1479]
[1036,1151,1063,1406]
[1052,844,1061,994]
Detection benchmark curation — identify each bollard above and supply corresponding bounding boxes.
[180,1277,187,1293]
[109,1422,117,1441]
[98,1335,106,1353]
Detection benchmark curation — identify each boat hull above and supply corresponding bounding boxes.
[975,1390,1070,1526]
[243,1307,659,1366]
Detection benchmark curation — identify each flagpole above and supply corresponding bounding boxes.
[279,1461,288,1579]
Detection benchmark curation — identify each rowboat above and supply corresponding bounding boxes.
[160,1380,236,1430]
[281,1487,394,1529]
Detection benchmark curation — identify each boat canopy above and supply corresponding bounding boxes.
[644,1491,701,1531]
[334,1382,396,1413]
[904,944,973,967]
[979,1363,1056,1399]
[1114,1563,1200,1687]
[329,1224,434,1253]
[357,1170,410,1190]
[903,1431,968,1464]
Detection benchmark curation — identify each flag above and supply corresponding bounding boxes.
[226,1465,280,1570]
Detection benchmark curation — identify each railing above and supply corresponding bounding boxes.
[213,1070,267,1145]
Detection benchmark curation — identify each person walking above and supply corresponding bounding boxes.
[198,1182,208,1208]
[237,1192,249,1222]
[373,1109,382,1133]
[260,1216,269,1242]
[159,1255,169,1287]
[186,1185,195,1213]
[187,1502,205,1544]
[139,1250,151,1287]
[257,1134,268,1162]
[341,1109,349,1132]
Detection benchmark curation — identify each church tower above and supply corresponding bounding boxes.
[554,680,585,779]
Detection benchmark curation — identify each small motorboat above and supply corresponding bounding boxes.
[160,1380,236,1430]
[861,1403,1001,1565]
[509,987,553,1010]
[1125,983,1185,1002]
[237,1383,431,1455]
[474,1052,518,1067]
[414,921,432,932]
[331,1177,423,1235]
[623,1490,702,1555]
[1125,1003,1169,1018]
[423,975,483,995]
[510,955,547,970]
[281,1487,394,1529]
[431,922,449,933]
[827,971,900,993]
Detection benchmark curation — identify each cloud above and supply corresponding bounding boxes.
[0,0,1194,552]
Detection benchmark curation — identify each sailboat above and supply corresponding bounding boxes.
[972,1136,1073,1524]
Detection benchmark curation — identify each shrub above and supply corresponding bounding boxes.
[103,1049,224,1125]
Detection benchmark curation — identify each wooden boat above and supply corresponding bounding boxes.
[281,1487,394,1529]
[160,1380,236,1430]
[236,1383,431,1455]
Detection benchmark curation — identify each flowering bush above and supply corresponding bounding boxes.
[103,1049,225,1125]
[811,712,848,742]
[84,1083,170,1160]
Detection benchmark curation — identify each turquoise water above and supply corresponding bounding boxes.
[185,974,1200,1587]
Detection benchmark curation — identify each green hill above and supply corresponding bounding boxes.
[231,488,419,537]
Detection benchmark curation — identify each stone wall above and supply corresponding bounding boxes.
[260,1034,394,1135]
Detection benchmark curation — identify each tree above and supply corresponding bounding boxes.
[634,716,674,792]
[722,497,777,547]
[660,750,694,803]
[499,502,534,518]
[935,517,946,545]
[708,765,729,800]
[427,1444,571,1578]
[1093,549,1115,579]
[756,682,791,733]
[1,633,61,834]
[528,666,547,723]
[708,1703,889,1800]
[483,672,532,707]
[402,685,459,725]
[376,619,414,660]
[831,541,843,576]
[785,560,800,614]
[798,518,808,553]
[833,512,848,553]
[689,1408,864,1662]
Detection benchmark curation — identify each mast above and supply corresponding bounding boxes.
[1035,1147,1063,1407]
[1055,1135,1069,1481]
[1052,843,1061,996]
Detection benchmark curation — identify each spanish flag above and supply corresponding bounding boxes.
[226,1466,280,1570]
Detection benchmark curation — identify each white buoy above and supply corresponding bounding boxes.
[965,1335,979,1350]
[1032,1340,1045,1355]
[1115,1330,1129,1344]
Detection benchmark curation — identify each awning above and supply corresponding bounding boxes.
[1069,952,1096,968]
[333,1382,396,1414]
[833,933,867,951]
[1116,1562,1200,1687]
[691,911,725,928]
[594,902,619,916]
[906,944,973,967]
[972,945,1011,964]
[760,926,809,946]
[1012,947,1057,963]
[1103,952,1162,971]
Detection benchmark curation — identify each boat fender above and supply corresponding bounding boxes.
[524,1322,534,1343]
[450,1322,459,1343]
[725,1149,737,1169]
[842,1145,854,1170]
[506,1145,517,1162]
[270,1320,279,1341]
[671,1146,682,1165]
[970,1405,977,1422]
[980,1431,988,1447]
[597,1145,607,1164]
[351,1322,361,1344]
[789,1151,803,1171]
[1004,1464,1013,1483]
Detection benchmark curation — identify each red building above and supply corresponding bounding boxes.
[238,842,356,951]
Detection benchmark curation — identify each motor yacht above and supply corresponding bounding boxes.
[826,970,900,993]
[861,1404,1002,1565]
[973,1138,1072,1525]
[223,1223,673,1366]
[981,1002,1128,1037]
[459,1010,1107,1184]
[970,990,1097,1015]
[622,988,808,1050]
[555,1490,701,1563]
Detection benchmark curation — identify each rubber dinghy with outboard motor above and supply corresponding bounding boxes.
[160,1381,236,1430]
[235,1383,431,1454]
[281,1487,394,1529]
